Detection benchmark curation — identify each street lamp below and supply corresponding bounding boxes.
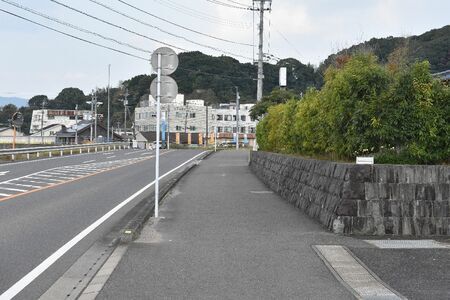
[86,89,103,143]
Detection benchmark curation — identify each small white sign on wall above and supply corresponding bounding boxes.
[356,157,374,165]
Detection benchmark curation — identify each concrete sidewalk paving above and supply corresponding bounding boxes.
[92,151,449,299]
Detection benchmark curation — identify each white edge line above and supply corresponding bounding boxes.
[0,151,207,300]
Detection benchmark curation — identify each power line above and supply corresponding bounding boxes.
[0,8,149,61]
[87,0,253,60]
[153,0,252,29]
[224,0,252,7]
[1,0,151,55]
[50,0,189,52]
[205,0,251,10]
[117,0,252,47]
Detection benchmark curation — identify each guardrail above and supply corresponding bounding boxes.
[0,142,131,162]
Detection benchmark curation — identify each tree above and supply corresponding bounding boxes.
[250,88,299,120]
[51,87,87,109]
[0,104,18,125]
[28,95,49,109]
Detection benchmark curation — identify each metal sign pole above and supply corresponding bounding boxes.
[155,53,162,218]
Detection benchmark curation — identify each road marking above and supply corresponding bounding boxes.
[0,171,10,176]
[106,156,116,159]
[125,150,147,155]
[0,151,174,203]
[0,192,11,197]
[0,151,207,300]
[364,239,450,249]
[313,245,405,299]
[250,190,274,194]
[83,160,96,164]
[3,183,42,189]
[27,177,63,183]
[0,187,27,192]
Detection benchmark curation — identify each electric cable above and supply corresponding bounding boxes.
[87,0,253,60]
[117,0,252,47]
[0,8,149,61]
[49,0,189,52]
[1,0,151,55]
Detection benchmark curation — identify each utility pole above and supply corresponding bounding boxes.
[123,88,129,137]
[205,105,209,147]
[89,90,94,142]
[107,64,111,142]
[94,91,98,142]
[167,105,170,149]
[235,87,240,150]
[252,0,271,101]
[75,104,78,144]
[40,98,46,144]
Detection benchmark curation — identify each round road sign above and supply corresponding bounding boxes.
[151,47,179,76]
[150,76,179,103]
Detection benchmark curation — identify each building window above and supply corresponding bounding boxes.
[240,127,246,133]
[190,112,196,118]
[211,114,215,120]
[233,115,237,121]
[189,126,196,131]
[250,127,256,133]
[224,127,232,133]
[176,125,183,131]
[151,113,157,118]
[176,112,184,118]
[217,127,223,133]
[217,114,223,121]
[241,115,246,121]
[48,115,55,120]
[224,115,232,121]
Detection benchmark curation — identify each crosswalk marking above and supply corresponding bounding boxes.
[0,154,158,201]
[0,187,27,192]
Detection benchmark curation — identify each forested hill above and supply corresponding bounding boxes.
[320,25,450,73]
[123,51,321,105]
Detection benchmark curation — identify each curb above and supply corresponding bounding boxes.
[119,151,212,243]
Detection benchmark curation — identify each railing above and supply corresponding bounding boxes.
[0,142,130,162]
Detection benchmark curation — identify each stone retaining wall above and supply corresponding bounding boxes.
[250,151,450,236]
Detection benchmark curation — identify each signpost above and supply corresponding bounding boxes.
[11,112,23,150]
[150,47,178,218]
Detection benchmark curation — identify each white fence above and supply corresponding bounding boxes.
[0,136,56,145]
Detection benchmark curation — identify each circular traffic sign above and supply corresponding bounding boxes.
[11,112,23,127]
[151,47,179,76]
[150,76,179,103]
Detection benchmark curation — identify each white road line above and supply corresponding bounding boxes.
[125,150,147,156]
[27,177,63,183]
[313,245,405,299]
[3,183,42,189]
[83,160,96,164]
[17,180,52,185]
[0,171,10,176]
[0,187,28,192]
[0,192,12,197]
[0,151,207,300]
[106,156,116,159]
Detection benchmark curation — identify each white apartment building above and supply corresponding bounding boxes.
[134,95,257,136]
[30,109,92,134]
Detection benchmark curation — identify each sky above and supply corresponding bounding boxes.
[0,0,449,100]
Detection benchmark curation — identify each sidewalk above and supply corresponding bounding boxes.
[94,151,449,299]
[94,151,365,299]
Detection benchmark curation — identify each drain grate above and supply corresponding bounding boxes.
[364,239,450,249]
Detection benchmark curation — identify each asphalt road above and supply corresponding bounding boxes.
[0,148,204,299]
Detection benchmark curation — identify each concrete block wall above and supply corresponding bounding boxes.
[250,151,450,236]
